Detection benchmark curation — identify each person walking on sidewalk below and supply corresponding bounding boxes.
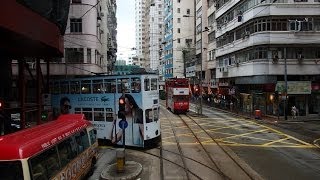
[291,106,298,119]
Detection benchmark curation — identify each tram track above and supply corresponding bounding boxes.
[157,107,231,180]
[180,113,256,180]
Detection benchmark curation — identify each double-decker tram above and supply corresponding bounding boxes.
[165,78,190,114]
[50,73,160,148]
[0,114,98,180]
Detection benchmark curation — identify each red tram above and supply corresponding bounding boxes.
[165,78,190,114]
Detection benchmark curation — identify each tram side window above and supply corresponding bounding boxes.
[117,78,130,93]
[60,81,69,94]
[104,79,116,93]
[70,81,80,94]
[89,129,97,145]
[93,79,103,93]
[154,107,159,122]
[94,108,105,121]
[30,147,60,180]
[74,108,82,114]
[145,109,153,123]
[151,78,158,90]
[81,80,91,94]
[144,79,150,91]
[131,77,141,93]
[106,108,113,122]
[83,108,93,121]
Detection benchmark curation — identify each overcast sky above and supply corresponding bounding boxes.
[116,0,136,60]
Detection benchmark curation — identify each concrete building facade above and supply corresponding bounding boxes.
[215,0,320,117]
[162,0,195,80]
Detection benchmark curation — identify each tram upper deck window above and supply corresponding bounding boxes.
[93,80,103,93]
[151,78,158,90]
[60,81,69,94]
[117,78,130,93]
[70,81,80,94]
[104,79,116,93]
[131,77,141,93]
[81,80,91,94]
[51,81,60,94]
[144,79,150,91]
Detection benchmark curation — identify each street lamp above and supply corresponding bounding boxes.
[183,15,209,115]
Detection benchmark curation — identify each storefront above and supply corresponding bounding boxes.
[276,81,311,117]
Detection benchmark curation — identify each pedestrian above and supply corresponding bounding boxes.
[291,106,298,119]
[230,101,234,111]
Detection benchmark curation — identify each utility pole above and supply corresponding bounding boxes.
[199,16,203,115]
[284,47,288,120]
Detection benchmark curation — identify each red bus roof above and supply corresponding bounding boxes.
[0,114,92,160]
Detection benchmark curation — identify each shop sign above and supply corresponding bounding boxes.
[218,82,229,87]
[276,81,311,94]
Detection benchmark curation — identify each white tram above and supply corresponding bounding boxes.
[50,73,161,148]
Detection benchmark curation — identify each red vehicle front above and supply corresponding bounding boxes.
[165,78,190,114]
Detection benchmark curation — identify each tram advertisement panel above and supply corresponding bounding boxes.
[113,93,144,147]
[51,94,116,140]
[51,93,144,147]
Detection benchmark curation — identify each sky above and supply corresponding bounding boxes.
[116,0,136,60]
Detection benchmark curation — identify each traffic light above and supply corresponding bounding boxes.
[118,96,126,119]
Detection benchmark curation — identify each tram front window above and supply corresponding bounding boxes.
[173,95,189,102]
[0,161,23,180]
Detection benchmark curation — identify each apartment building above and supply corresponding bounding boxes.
[135,0,146,62]
[215,0,320,116]
[61,0,117,76]
[12,0,117,78]
[162,0,195,79]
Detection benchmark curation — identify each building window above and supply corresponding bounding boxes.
[186,9,190,15]
[70,18,82,33]
[87,48,91,63]
[178,0,181,3]
[72,0,81,3]
[65,48,84,63]
[177,8,180,13]
[177,38,180,43]
[177,18,181,23]
[177,28,180,33]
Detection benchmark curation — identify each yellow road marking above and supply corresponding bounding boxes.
[218,129,268,141]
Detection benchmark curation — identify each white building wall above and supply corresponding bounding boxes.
[215,0,320,79]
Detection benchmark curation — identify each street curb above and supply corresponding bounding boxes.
[100,161,142,180]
